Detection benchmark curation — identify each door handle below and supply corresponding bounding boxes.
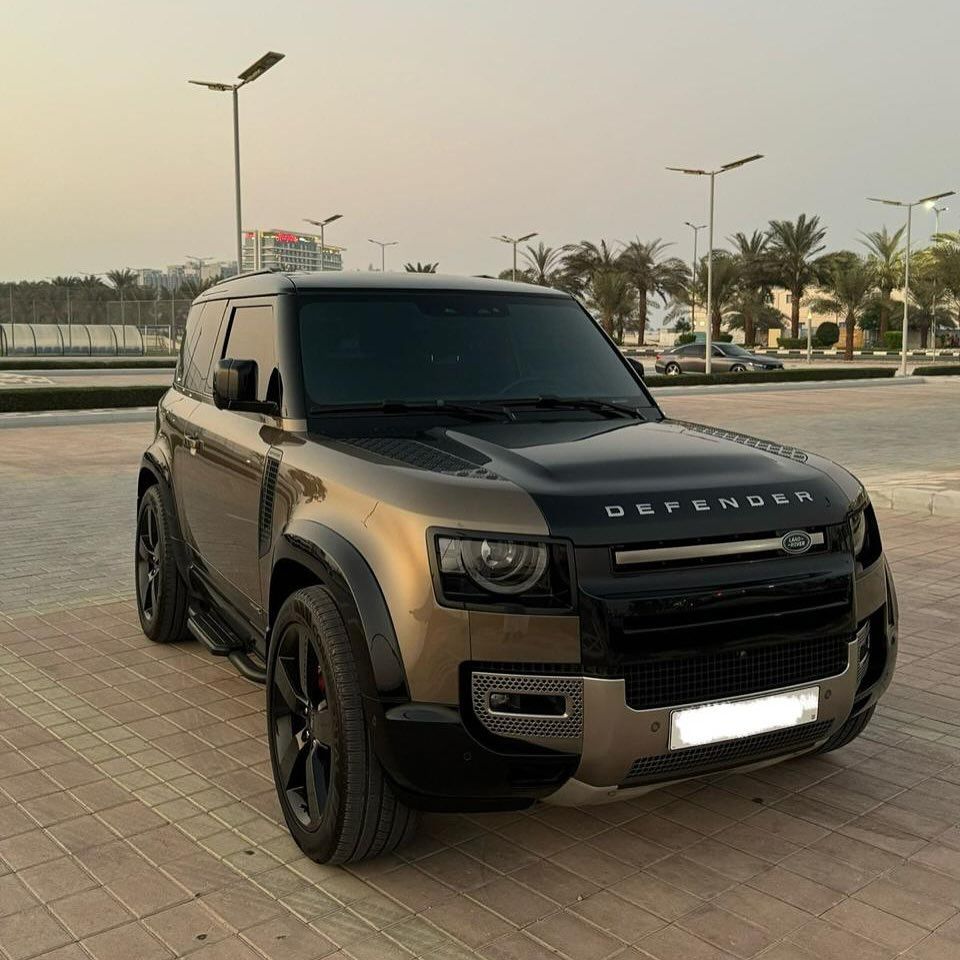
[185,434,201,456]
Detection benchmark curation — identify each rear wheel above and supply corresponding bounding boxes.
[814,705,875,755]
[135,486,189,643]
[266,586,417,863]
[665,362,681,376]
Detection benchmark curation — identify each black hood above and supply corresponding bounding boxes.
[442,418,863,545]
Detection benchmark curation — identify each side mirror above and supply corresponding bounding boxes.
[627,357,645,379]
[212,359,279,415]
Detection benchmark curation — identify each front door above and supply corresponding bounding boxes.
[179,301,281,619]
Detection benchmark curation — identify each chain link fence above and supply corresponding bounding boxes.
[0,288,192,356]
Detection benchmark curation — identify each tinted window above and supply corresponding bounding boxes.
[222,305,278,402]
[684,344,705,358]
[180,301,225,395]
[174,305,202,388]
[297,292,652,407]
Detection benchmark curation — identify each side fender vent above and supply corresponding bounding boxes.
[258,449,283,556]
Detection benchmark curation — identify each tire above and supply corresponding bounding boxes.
[665,362,681,376]
[730,363,747,373]
[266,585,417,864]
[135,486,189,643]
[814,705,876,755]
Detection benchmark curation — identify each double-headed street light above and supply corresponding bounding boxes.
[368,239,398,272]
[303,215,343,271]
[668,155,763,373]
[867,189,955,375]
[189,51,286,274]
[684,221,706,331]
[493,233,537,281]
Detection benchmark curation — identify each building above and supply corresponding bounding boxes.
[242,229,344,273]
[135,268,165,288]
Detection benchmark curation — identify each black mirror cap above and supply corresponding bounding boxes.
[628,357,645,379]
[213,358,258,409]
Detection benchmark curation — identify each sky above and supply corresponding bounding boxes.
[4,0,960,282]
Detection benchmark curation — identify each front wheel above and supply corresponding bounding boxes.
[730,363,747,373]
[664,362,681,376]
[266,586,417,864]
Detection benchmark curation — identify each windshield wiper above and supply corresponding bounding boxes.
[308,400,513,421]
[501,396,646,420]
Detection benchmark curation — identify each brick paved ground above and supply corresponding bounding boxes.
[1,381,959,959]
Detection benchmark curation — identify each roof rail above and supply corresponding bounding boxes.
[208,267,284,289]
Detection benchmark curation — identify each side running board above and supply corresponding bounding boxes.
[188,610,267,684]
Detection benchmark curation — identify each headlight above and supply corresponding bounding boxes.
[850,510,867,556]
[433,533,573,609]
[849,504,880,567]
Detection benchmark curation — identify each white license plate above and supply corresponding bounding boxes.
[669,686,820,751]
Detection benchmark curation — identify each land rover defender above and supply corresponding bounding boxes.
[136,271,897,863]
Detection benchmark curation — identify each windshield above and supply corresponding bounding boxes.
[719,343,753,357]
[297,291,653,409]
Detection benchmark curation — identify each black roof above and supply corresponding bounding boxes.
[197,270,569,301]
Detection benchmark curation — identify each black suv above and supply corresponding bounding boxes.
[137,271,897,863]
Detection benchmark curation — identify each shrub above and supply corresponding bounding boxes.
[0,357,176,370]
[675,333,696,345]
[815,322,840,347]
[645,367,895,388]
[0,385,168,413]
[913,364,960,376]
[884,331,902,350]
[777,337,806,349]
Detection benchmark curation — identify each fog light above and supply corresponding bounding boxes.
[488,691,567,717]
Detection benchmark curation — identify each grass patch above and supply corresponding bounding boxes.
[645,367,896,388]
[0,385,168,412]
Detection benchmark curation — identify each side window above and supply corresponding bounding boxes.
[222,304,279,403]
[174,305,203,389]
[690,344,706,358]
[713,345,725,356]
[182,301,227,396]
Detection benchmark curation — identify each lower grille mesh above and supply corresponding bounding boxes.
[624,637,848,710]
[624,719,833,784]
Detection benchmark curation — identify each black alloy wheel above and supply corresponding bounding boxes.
[270,621,334,829]
[134,485,189,643]
[136,500,162,623]
[266,586,417,863]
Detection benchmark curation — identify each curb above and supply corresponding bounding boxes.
[867,485,960,518]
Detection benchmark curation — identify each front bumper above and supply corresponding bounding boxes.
[375,550,896,811]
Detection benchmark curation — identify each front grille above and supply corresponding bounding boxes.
[623,719,833,784]
[624,636,848,710]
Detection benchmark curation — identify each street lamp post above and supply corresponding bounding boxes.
[368,239,399,272]
[929,204,948,360]
[684,221,706,333]
[304,215,343,271]
[868,190,955,376]
[189,52,285,274]
[668,156,763,373]
[493,233,538,281]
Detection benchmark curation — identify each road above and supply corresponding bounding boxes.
[1,378,959,960]
[0,367,174,389]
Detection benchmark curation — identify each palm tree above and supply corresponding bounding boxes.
[106,268,137,295]
[179,276,218,299]
[729,231,775,347]
[617,239,689,346]
[562,240,621,296]
[703,252,742,340]
[403,261,439,273]
[519,242,567,286]
[809,254,876,360]
[859,225,904,345]
[586,270,635,341]
[767,214,827,339]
